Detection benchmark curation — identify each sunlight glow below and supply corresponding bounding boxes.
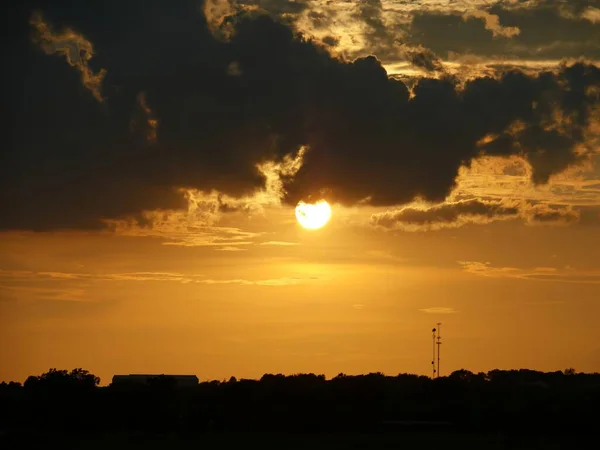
[295,200,332,230]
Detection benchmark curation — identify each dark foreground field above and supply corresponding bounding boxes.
[0,430,591,450]
[2,368,599,449]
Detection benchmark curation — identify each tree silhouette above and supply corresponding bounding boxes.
[24,368,100,391]
[2,367,600,438]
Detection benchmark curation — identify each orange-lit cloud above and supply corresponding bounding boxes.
[215,246,248,252]
[453,155,600,207]
[581,7,600,24]
[197,277,306,286]
[463,10,520,38]
[103,146,305,246]
[202,0,240,39]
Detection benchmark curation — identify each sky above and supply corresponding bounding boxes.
[1,0,600,384]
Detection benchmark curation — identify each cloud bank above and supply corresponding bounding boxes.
[1,1,599,230]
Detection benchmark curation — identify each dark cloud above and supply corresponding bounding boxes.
[410,1,600,60]
[529,0,600,21]
[524,204,580,225]
[371,199,581,231]
[403,45,444,73]
[354,0,405,60]
[1,0,600,230]
[370,199,520,231]
[238,0,310,16]
[306,10,333,30]
[321,35,339,48]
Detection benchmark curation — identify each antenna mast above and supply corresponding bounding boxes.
[431,327,437,378]
[436,322,442,378]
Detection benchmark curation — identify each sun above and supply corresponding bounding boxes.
[295,200,332,230]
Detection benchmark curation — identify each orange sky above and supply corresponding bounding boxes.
[3,0,600,384]
[2,192,600,384]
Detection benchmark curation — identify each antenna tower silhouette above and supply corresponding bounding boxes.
[436,322,442,377]
[431,323,442,378]
[431,327,437,378]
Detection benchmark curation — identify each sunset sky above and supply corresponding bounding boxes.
[2,0,600,384]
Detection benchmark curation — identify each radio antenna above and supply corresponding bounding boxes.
[436,323,442,377]
[431,327,437,378]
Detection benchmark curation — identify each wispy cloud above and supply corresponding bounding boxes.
[0,270,317,299]
[0,284,89,302]
[458,261,600,285]
[215,246,248,252]
[259,241,299,246]
[37,272,84,280]
[105,272,194,282]
[364,250,407,263]
[255,277,304,286]
[419,307,458,314]
[196,277,308,286]
[0,269,197,283]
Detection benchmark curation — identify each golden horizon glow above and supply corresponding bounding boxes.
[295,200,332,230]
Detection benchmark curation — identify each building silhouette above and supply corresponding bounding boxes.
[112,374,199,387]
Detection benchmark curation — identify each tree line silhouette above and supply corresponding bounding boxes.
[1,368,599,436]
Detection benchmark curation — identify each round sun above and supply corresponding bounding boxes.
[295,200,332,230]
